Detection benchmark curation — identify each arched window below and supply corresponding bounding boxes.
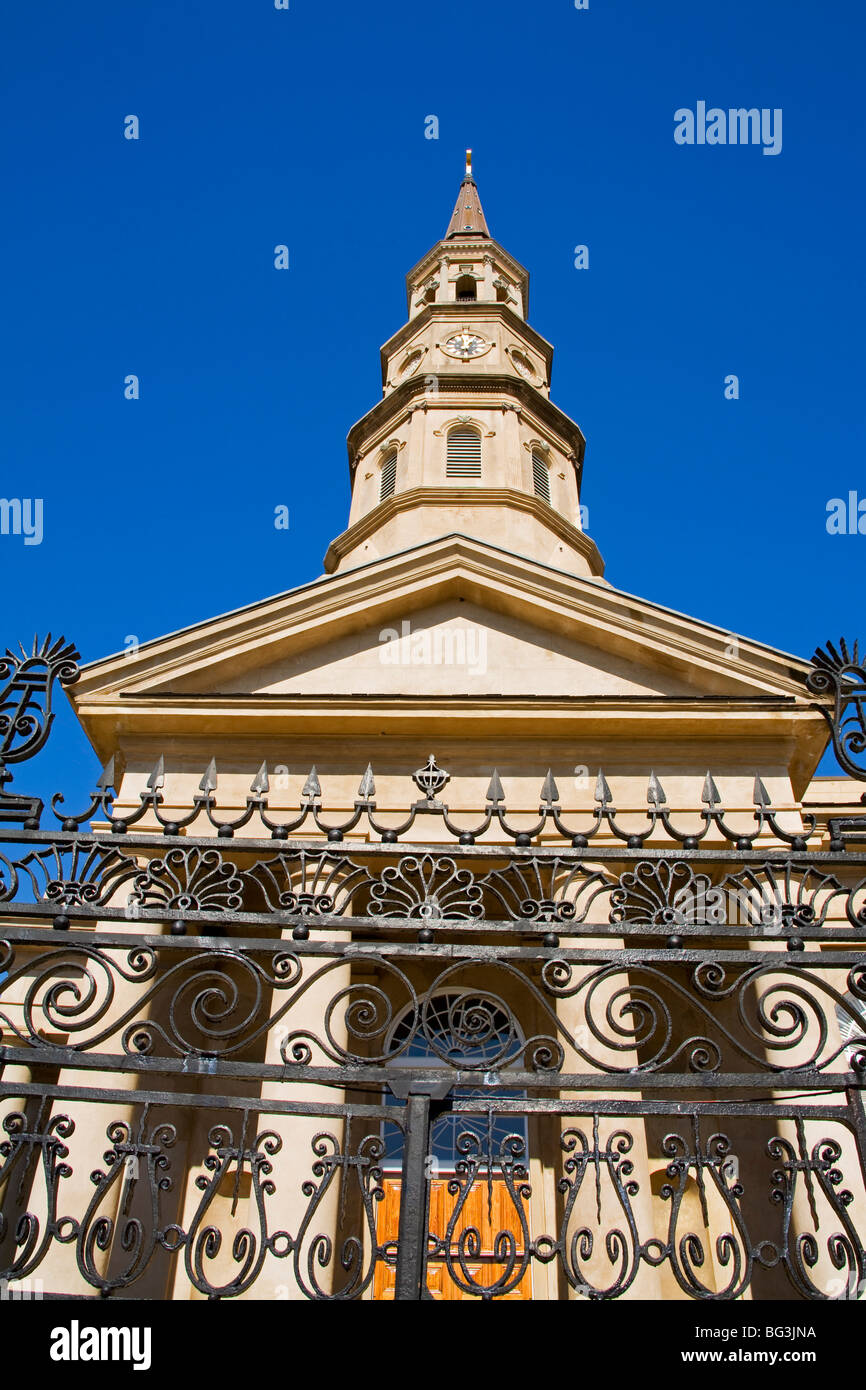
[446,426,482,479]
[455,274,477,302]
[531,449,551,503]
[380,991,528,1171]
[379,448,398,502]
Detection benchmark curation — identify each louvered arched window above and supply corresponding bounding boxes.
[379,448,398,501]
[531,449,551,503]
[446,426,482,479]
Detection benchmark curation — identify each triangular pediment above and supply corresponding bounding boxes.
[72,535,812,706]
[178,600,712,700]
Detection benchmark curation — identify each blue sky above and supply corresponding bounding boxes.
[1,0,863,806]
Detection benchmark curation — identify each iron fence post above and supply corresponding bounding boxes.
[846,1083,866,1183]
[391,1080,452,1301]
[393,1092,432,1301]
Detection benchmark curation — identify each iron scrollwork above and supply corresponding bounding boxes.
[77,1115,177,1295]
[0,1105,77,1282]
[769,1132,866,1301]
[551,1120,642,1299]
[1,628,866,1301]
[0,635,80,827]
[809,639,866,784]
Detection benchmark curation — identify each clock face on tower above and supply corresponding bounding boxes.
[442,331,491,360]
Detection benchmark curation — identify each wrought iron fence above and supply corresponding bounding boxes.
[2,635,866,1300]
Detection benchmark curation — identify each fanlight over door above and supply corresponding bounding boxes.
[374,991,533,1300]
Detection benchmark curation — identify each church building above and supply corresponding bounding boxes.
[1,155,865,1303]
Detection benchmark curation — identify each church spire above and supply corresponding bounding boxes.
[323,153,601,584]
[445,150,490,239]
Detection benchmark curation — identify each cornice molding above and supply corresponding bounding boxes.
[72,534,815,708]
[74,696,826,808]
[348,375,586,479]
[323,486,604,575]
[381,301,553,373]
[70,533,824,795]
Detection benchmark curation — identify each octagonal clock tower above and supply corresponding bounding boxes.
[324,153,605,581]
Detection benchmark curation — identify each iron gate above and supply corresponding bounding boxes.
[2,635,866,1300]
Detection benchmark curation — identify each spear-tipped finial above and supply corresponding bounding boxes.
[647,771,667,809]
[486,769,505,806]
[250,761,269,797]
[301,767,321,802]
[198,758,218,795]
[702,772,722,809]
[147,756,165,792]
[594,770,613,807]
[540,770,560,806]
[753,774,772,809]
[96,756,116,793]
[357,764,376,801]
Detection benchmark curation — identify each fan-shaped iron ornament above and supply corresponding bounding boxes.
[0,635,80,826]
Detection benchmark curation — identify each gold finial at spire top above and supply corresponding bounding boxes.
[445,153,489,238]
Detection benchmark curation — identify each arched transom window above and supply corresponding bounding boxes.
[380,991,528,1170]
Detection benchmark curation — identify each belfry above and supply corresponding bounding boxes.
[2,156,866,1304]
[328,150,601,582]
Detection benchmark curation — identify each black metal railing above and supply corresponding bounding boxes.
[2,634,866,1301]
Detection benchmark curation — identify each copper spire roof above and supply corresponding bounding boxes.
[445,150,491,239]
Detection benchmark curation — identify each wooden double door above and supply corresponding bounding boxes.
[373,1176,533,1301]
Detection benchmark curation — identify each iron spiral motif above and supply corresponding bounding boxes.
[0,941,157,1051]
[0,840,140,907]
[3,834,864,943]
[808,639,866,782]
[610,860,720,929]
[291,1131,386,1301]
[552,1122,642,1299]
[658,1129,751,1300]
[131,847,245,914]
[3,935,866,1076]
[369,854,484,920]
[435,1129,532,1300]
[78,1116,177,1295]
[184,1124,290,1299]
[0,1107,77,1283]
[0,1098,864,1299]
[0,635,80,768]
[0,635,80,827]
[769,1133,866,1301]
